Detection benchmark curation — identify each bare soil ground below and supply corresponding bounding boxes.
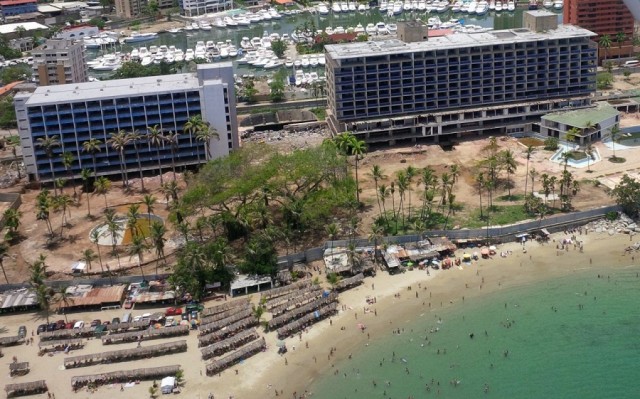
[0,132,622,283]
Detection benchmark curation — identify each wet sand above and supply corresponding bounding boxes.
[0,227,636,398]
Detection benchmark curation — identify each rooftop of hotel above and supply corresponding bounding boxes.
[325,24,596,60]
[23,74,201,105]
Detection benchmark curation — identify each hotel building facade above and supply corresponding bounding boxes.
[324,14,598,145]
[14,63,238,183]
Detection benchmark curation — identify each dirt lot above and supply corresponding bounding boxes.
[0,131,626,284]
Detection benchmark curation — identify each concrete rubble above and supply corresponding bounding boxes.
[586,213,640,235]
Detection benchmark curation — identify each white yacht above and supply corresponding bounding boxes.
[375,22,388,34]
[379,0,388,12]
[141,56,152,66]
[354,23,365,34]
[552,0,562,10]
[185,49,195,61]
[332,2,341,12]
[543,0,553,8]
[261,35,272,49]
[122,32,158,43]
[467,1,478,14]
[348,2,357,11]
[241,37,252,49]
[403,0,412,11]
[365,23,377,35]
[387,23,398,34]
[489,0,495,10]
[436,0,450,13]
[91,54,122,71]
[130,48,139,60]
[358,4,366,12]
[317,3,330,14]
[285,57,294,67]
[476,0,489,15]
[224,16,238,27]
[340,2,349,12]
[174,49,184,62]
[507,0,516,10]
[417,0,426,11]
[495,1,503,12]
[452,1,462,12]
[212,18,226,28]
[392,1,403,15]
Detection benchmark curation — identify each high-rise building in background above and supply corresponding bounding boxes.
[31,39,88,86]
[14,63,238,183]
[564,0,635,62]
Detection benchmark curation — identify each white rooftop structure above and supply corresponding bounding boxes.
[25,73,202,105]
[0,22,48,35]
[230,275,273,297]
[325,25,597,59]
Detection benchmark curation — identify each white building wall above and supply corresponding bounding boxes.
[13,92,36,176]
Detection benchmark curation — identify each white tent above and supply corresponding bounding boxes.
[160,377,175,394]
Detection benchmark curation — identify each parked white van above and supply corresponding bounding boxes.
[624,60,639,67]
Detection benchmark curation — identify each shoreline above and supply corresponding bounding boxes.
[0,227,638,398]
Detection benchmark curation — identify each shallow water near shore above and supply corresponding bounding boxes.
[310,266,640,399]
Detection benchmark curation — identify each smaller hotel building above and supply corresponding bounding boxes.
[14,63,238,183]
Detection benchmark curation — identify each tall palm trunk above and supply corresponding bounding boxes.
[133,141,145,192]
[524,159,530,197]
[156,146,164,185]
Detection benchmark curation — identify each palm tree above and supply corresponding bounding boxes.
[326,222,339,255]
[166,130,180,181]
[585,144,595,172]
[599,34,612,64]
[476,172,486,219]
[104,208,121,266]
[616,32,627,60]
[81,248,98,272]
[377,184,390,228]
[529,168,538,196]
[3,208,21,241]
[523,145,536,196]
[405,165,417,220]
[61,151,77,198]
[127,130,146,192]
[126,203,141,238]
[90,229,104,273]
[80,168,93,217]
[55,286,73,322]
[161,180,179,206]
[184,115,206,163]
[93,176,111,209]
[36,135,60,187]
[146,125,166,185]
[440,172,452,209]
[0,242,9,283]
[150,221,166,276]
[420,166,437,219]
[143,194,156,223]
[396,171,408,230]
[500,149,517,199]
[36,190,54,237]
[127,235,148,278]
[53,194,73,238]
[369,165,386,219]
[367,224,384,265]
[196,124,219,162]
[609,124,622,159]
[565,126,581,148]
[107,130,130,188]
[348,136,367,205]
[82,138,103,180]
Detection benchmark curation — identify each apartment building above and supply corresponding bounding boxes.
[115,0,146,18]
[0,0,37,18]
[564,0,635,61]
[31,39,88,86]
[14,63,238,183]
[180,0,231,17]
[324,14,597,145]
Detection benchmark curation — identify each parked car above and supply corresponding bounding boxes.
[133,315,142,323]
[55,320,66,330]
[65,320,77,330]
[18,326,26,338]
[102,321,110,326]
[37,324,47,335]
[90,319,101,327]
[190,311,198,320]
[46,322,57,332]
[111,317,121,325]
[165,316,175,327]
[165,307,183,316]
[181,313,189,321]
[73,320,85,329]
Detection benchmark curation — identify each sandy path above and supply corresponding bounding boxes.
[0,226,637,398]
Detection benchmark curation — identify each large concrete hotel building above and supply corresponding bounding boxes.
[14,63,238,183]
[324,12,598,145]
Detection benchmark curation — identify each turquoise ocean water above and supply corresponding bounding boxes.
[310,267,640,399]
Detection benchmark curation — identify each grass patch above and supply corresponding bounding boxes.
[609,156,626,163]
[461,205,533,228]
[518,137,544,147]
[497,194,524,202]
[310,107,326,121]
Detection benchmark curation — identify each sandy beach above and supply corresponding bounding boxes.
[1,225,638,399]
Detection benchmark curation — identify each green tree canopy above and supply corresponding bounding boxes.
[271,39,287,58]
[1,64,31,85]
[611,174,640,217]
